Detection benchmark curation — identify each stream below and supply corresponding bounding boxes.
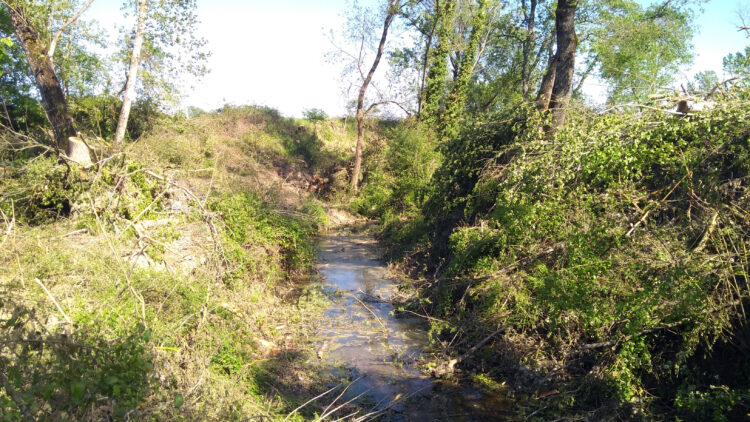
[315,232,514,421]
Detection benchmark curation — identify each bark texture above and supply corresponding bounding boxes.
[547,0,577,130]
[6,3,78,157]
[351,1,397,192]
[520,0,537,98]
[114,0,148,148]
[535,53,557,111]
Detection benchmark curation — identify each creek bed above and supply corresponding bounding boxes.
[315,233,514,421]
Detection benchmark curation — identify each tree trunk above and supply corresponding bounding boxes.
[440,0,488,142]
[420,0,455,125]
[548,0,577,130]
[6,3,80,158]
[416,22,436,115]
[114,0,148,148]
[535,53,557,111]
[351,1,397,192]
[520,0,537,98]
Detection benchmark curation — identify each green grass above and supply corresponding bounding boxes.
[0,106,348,420]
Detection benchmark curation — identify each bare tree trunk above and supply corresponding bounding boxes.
[535,53,557,111]
[6,3,80,158]
[520,0,537,98]
[416,22,436,115]
[351,1,397,192]
[114,0,148,148]
[548,0,577,130]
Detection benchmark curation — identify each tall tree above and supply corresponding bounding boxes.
[351,0,399,192]
[113,0,207,147]
[113,0,146,148]
[2,0,92,162]
[439,0,489,141]
[547,0,577,130]
[588,0,696,103]
[421,0,456,126]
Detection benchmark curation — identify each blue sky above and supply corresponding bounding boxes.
[86,0,749,117]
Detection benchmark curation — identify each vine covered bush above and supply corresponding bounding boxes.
[387,97,750,419]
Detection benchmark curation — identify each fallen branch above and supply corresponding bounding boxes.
[599,103,689,116]
[432,326,507,377]
[33,278,72,326]
[0,203,14,247]
[348,291,388,335]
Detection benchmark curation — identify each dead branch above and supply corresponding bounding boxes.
[692,209,719,252]
[432,326,507,377]
[33,278,72,326]
[599,103,689,116]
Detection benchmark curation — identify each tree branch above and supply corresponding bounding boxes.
[47,0,95,61]
[364,100,412,116]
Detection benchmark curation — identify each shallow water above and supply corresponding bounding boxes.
[315,233,514,421]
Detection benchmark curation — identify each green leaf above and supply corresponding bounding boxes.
[174,393,184,408]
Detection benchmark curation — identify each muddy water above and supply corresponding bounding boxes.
[315,233,514,421]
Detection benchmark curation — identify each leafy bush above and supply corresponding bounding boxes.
[0,156,83,225]
[209,192,318,286]
[388,97,750,417]
[352,120,439,219]
[302,108,328,122]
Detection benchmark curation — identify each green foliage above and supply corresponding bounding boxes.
[421,0,456,126]
[0,156,82,225]
[0,303,154,421]
[352,120,439,219]
[675,385,750,422]
[385,94,750,417]
[587,0,697,102]
[116,0,209,108]
[723,45,750,82]
[690,70,719,94]
[440,0,489,141]
[209,192,318,286]
[303,108,328,122]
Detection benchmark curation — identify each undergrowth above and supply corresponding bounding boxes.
[358,96,750,420]
[0,106,350,420]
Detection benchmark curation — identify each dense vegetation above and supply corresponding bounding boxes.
[2,0,750,420]
[0,106,359,420]
[355,96,750,419]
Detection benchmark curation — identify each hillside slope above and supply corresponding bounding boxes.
[0,106,357,420]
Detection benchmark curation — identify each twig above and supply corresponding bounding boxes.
[348,291,388,335]
[321,376,364,419]
[395,308,448,324]
[284,384,341,420]
[33,278,72,326]
[0,203,14,247]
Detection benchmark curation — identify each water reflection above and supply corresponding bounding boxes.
[316,234,514,421]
